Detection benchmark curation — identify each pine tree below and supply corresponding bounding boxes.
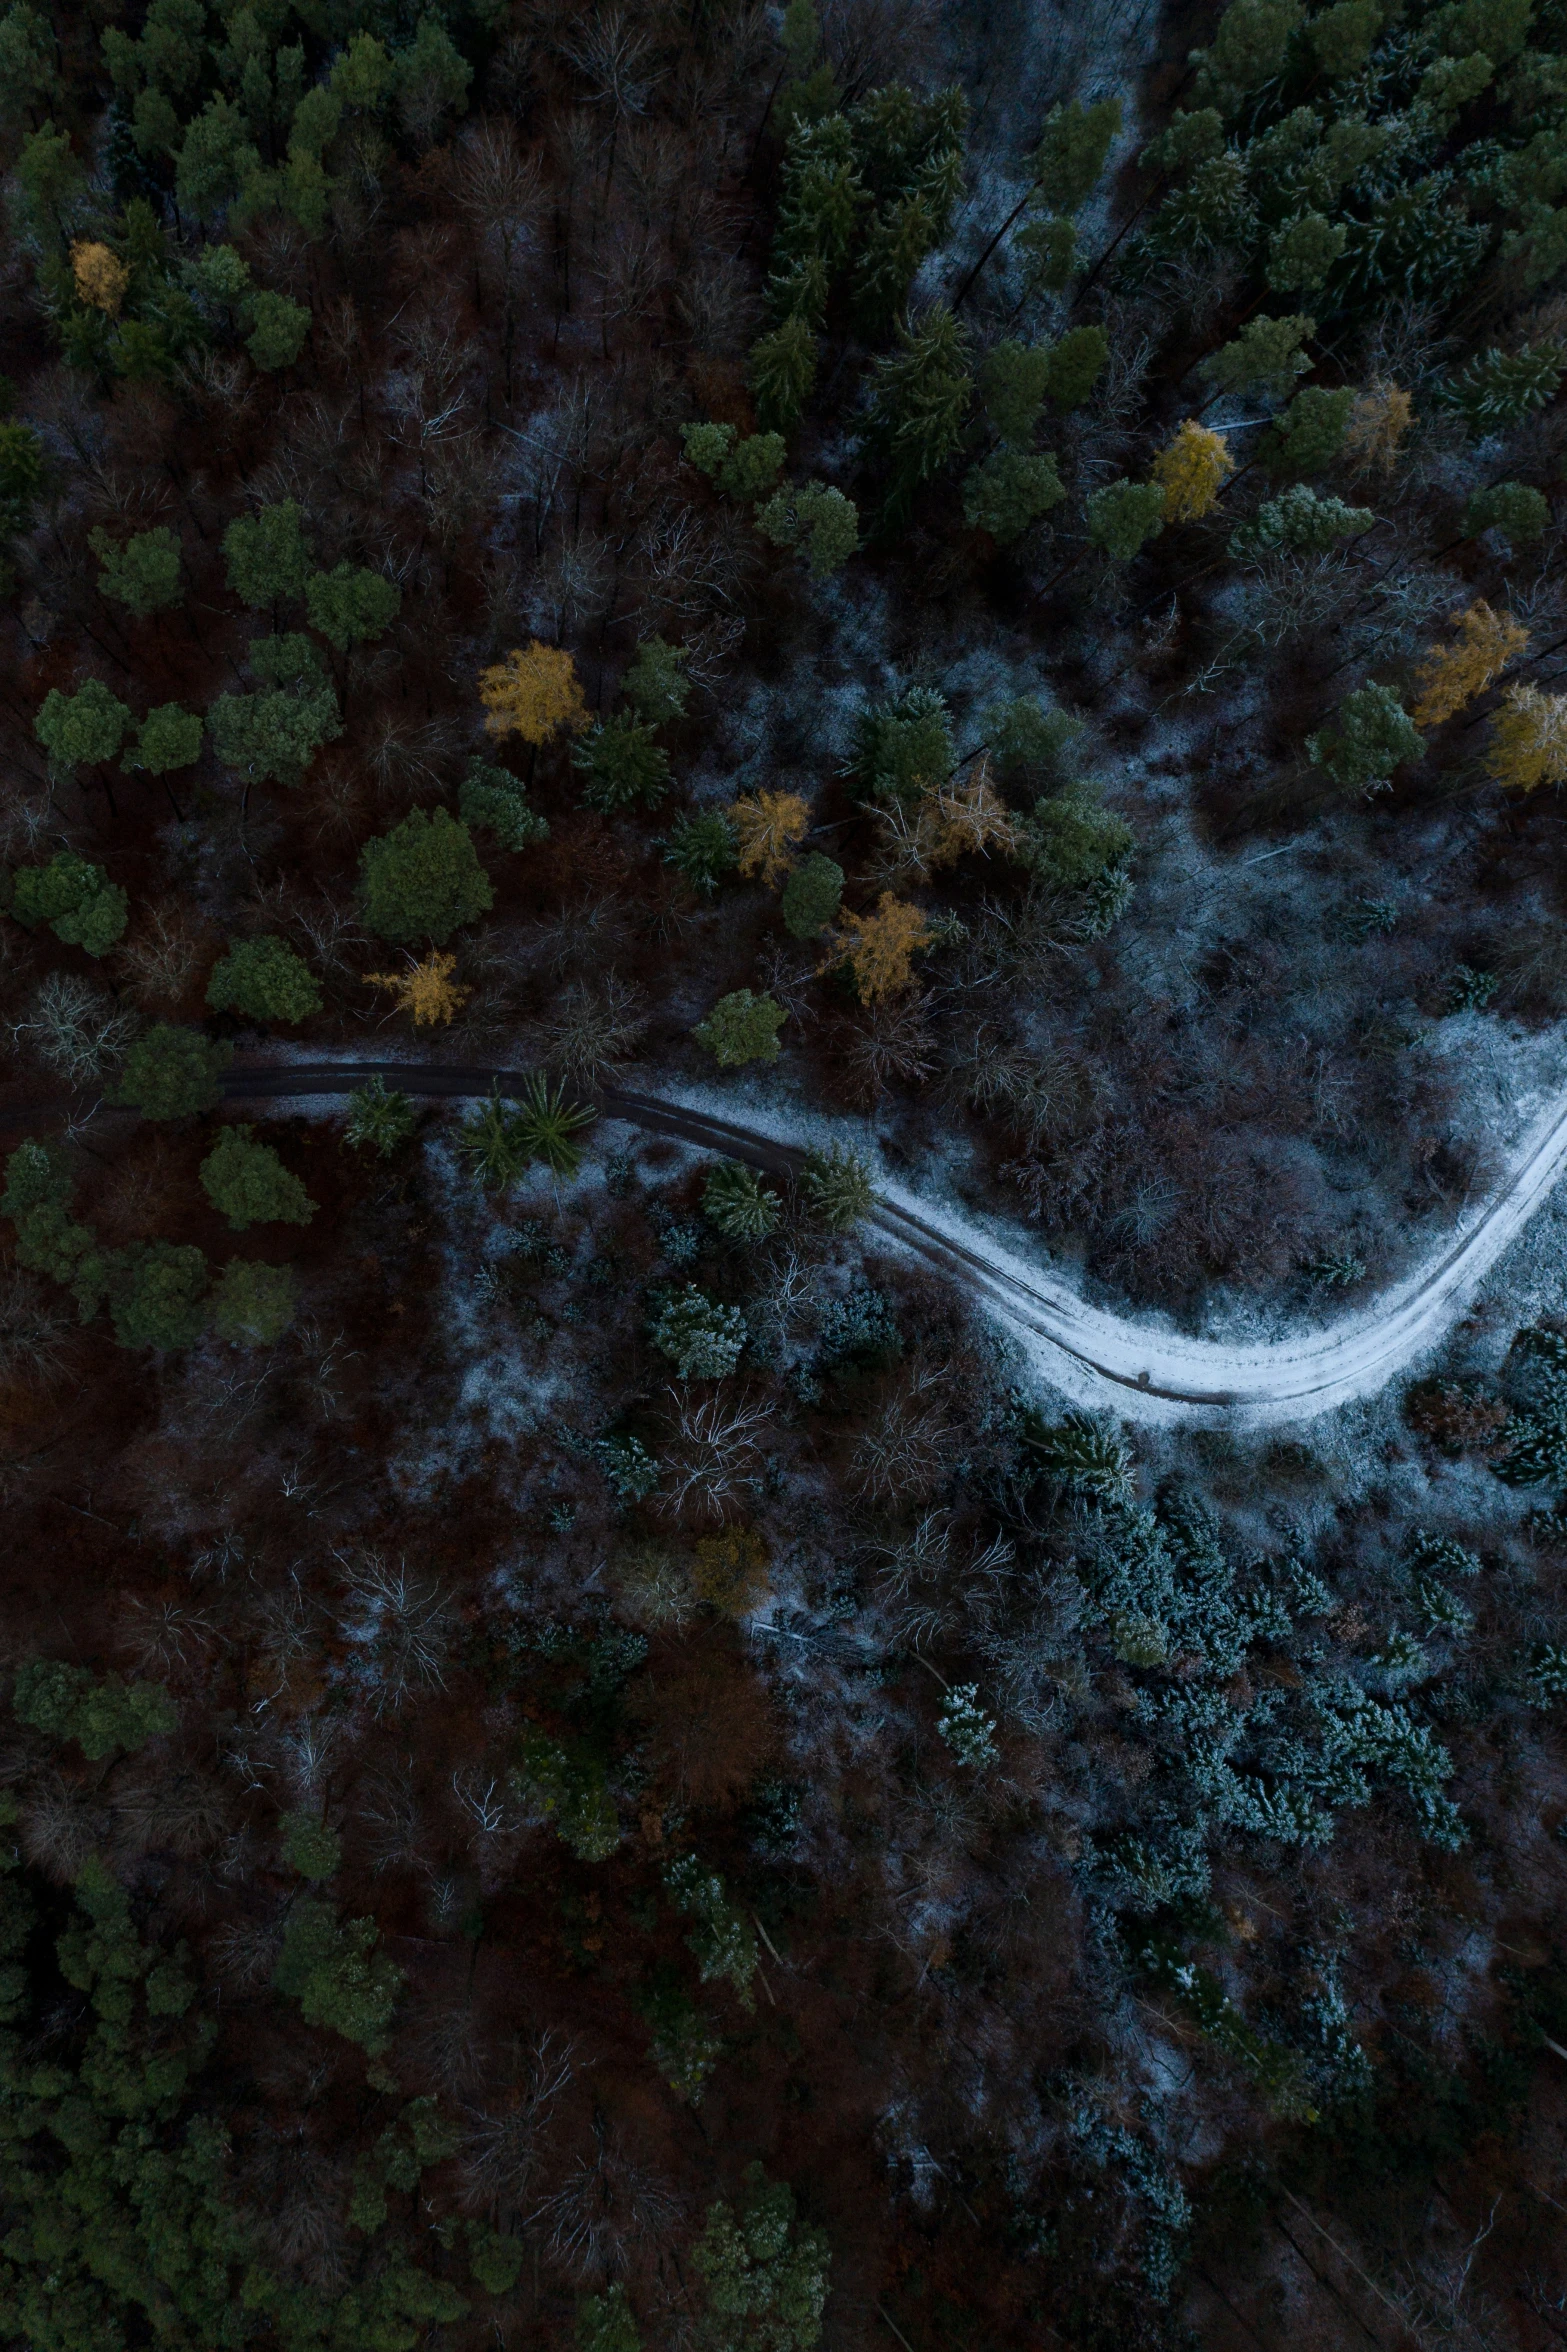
[572,716,671,811]
[703,1161,782,1240]
[801,1143,875,1230]
[692,2164,830,2352]
[650,1284,748,1376]
[1266,211,1347,291]
[88,524,183,615]
[663,810,738,896]
[694,990,788,1067]
[129,703,203,775]
[1198,313,1315,400]
[200,1126,316,1231]
[222,499,312,607]
[862,305,973,520]
[1262,384,1354,476]
[1086,479,1167,561]
[937,1683,998,1769]
[210,1258,297,1345]
[10,852,128,957]
[304,562,400,649]
[962,448,1065,543]
[755,481,860,577]
[1463,480,1549,547]
[206,936,322,1022]
[1045,324,1108,409]
[34,678,132,772]
[749,316,818,434]
[343,1075,418,1158]
[358,808,494,943]
[780,852,844,938]
[1227,483,1374,557]
[111,1025,232,1119]
[1308,682,1424,793]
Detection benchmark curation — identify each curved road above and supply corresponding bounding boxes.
[214,1059,1567,1430]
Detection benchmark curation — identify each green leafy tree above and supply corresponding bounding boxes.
[1085,478,1167,561]
[623,636,691,726]
[88,524,183,615]
[978,337,1051,442]
[1198,312,1315,400]
[305,560,400,648]
[273,1897,404,2053]
[780,851,844,938]
[1266,211,1348,291]
[862,305,972,520]
[344,1074,419,1158]
[755,479,860,577]
[850,685,954,805]
[578,2284,642,2352]
[1228,482,1374,557]
[962,447,1065,543]
[694,989,787,1068]
[1262,383,1354,475]
[10,851,128,957]
[749,316,817,433]
[13,1660,177,1756]
[358,807,494,943]
[459,759,550,852]
[1464,480,1549,545]
[34,678,132,772]
[573,716,672,811]
[703,1160,782,1239]
[650,1284,748,1377]
[1030,95,1122,213]
[111,1023,231,1118]
[243,286,310,369]
[128,701,203,774]
[692,2163,831,2352]
[801,1144,874,1232]
[664,810,738,895]
[1308,681,1424,793]
[207,679,341,784]
[1020,786,1134,896]
[222,498,312,608]
[1045,324,1109,410]
[281,1811,342,1880]
[210,1257,297,1345]
[199,1124,316,1231]
[106,1240,209,1348]
[205,935,322,1022]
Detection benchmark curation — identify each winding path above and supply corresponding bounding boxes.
[218,1059,1567,1430]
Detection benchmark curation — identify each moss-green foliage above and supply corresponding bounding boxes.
[692,2163,831,2352]
[664,809,738,895]
[200,1126,316,1232]
[210,1257,297,1345]
[33,678,133,771]
[12,1661,177,1758]
[9,851,128,956]
[1020,786,1135,897]
[1262,384,1354,475]
[1085,479,1166,562]
[222,500,312,608]
[206,936,322,1022]
[1464,479,1549,545]
[358,807,494,943]
[458,759,550,853]
[245,288,310,368]
[861,305,972,519]
[780,851,843,938]
[111,1024,232,1119]
[748,315,818,433]
[304,562,399,649]
[107,1239,210,1348]
[801,1144,874,1232]
[622,636,691,727]
[131,702,204,773]
[985,695,1083,779]
[849,685,954,806]
[513,1734,621,1860]
[572,716,671,812]
[1031,95,1122,213]
[88,523,184,615]
[1,1139,104,1316]
[665,1852,758,2006]
[682,423,787,504]
[977,337,1052,443]
[754,480,860,576]
[703,1160,783,1239]
[1308,681,1424,793]
[649,1283,748,1376]
[577,2283,641,2352]
[1198,313,1315,400]
[1045,324,1108,410]
[693,990,787,1068]
[343,1075,418,1159]
[1228,482,1374,557]
[962,448,1066,543]
[281,1812,342,1880]
[272,1898,404,2053]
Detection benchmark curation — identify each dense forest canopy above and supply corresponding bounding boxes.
[0,0,1566,2344]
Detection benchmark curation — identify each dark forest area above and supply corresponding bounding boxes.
[1,0,1567,2344]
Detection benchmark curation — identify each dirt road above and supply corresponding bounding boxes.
[218,1060,1567,1428]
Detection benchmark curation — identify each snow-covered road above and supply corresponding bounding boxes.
[222,1061,1567,1428]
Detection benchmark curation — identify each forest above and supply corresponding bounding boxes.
[1,0,1567,2343]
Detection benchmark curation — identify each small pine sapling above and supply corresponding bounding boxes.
[663,810,738,896]
[703,1160,782,1240]
[458,759,550,852]
[1308,682,1424,794]
[650,1284,748,1377]
[572,716,671,812]
[1085,478,1167,561]
[780,852,844,938]
[1463,480,1549,548]
[200,1127,316,1231]
[801,1144,874,1231]
[343,1075,418,1157]
[693,990,788,1068]
[937,1683,998,1770]
[622,636,691,727]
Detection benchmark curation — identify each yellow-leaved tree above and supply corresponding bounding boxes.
[366,951,471,1026]
[732,791,809,886]
[1410,601,1529,728]
[1485,683,1567,794]
[478,643,590,746]
[70,240,130,315]
[873,761,1019,885]
[1343,378,1411,473]
[1149,420,1234,522]
[823,894,930,1001]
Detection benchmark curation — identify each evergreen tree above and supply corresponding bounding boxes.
[977,337,1051,443]
[622,636,691,726]
[962,448,1065,543]
[33,678,132,772]
[221,498,313,607]
[343,1074,418,1158]
[206,935,322,1022]
[749,316,817,434]
[1307,681,1424,793]
[703,1160,782,1240]
[1030,96,1122,213]
[304,561,400,648]
[358,808,494,943]
[199,1125,316,1231]
[1045,324,1109,410]
[210,1257,297,1345]
[1463,480,1549,546]
[692,2164,831,2352]
[1198,313,1315,400]
[780,851,844,938]
[694,991,788,1068]
[88,523,183,615]
[572,716,671,812]
[272,1898,404,2052]
[106,1239,209,1348]
[458,760,550,852]
[1086,478,1167,561]
[1262,384,1354,475]
[111,1024,231,1118]
[755,480,860,577]
[10,851,128,957]
[862,305,973,520]
[128,702,203,774]
[650,1284,748,1377]
[1227,483,1374,557]
[802,1144,874,1231]
[664,810,738,896]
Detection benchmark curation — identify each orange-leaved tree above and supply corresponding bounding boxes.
[1343,378,1411,473]
[1411,601,1529,728]
[823,894,930,1001]
[732,791,809,887]
[1485,683,1567,794]
[366,951,471,1026]
[1149,420,1234,522]
[478,643,590,746]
